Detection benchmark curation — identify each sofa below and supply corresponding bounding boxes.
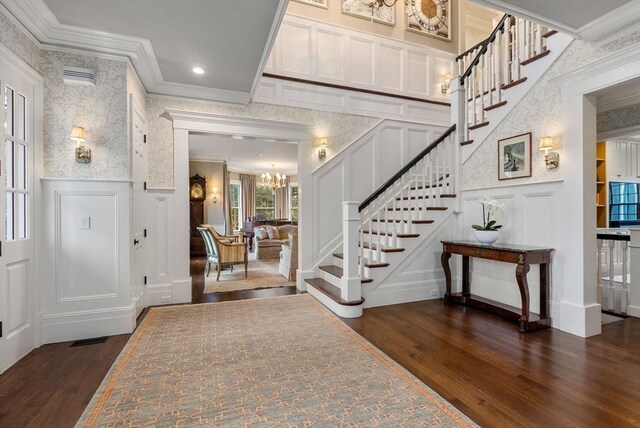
[279,231,298,281]
[253,224,297,260]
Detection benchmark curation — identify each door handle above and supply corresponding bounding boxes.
[133,239,139,245]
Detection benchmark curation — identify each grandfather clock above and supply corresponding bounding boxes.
[189,174,206,256]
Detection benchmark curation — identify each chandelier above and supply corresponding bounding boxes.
[360,0,408,14]
[260,164,287,190]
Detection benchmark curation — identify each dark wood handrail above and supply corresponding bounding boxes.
[359,124,456,212]
[597,232,630,241]
[456,38,487,62]
[460,14,509,85]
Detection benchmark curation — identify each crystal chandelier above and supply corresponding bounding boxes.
[360,0,408,14]
[260,164,287,190]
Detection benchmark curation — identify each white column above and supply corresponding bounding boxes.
[297,137,315,291]
[172,127,192,303]
[628,228,640,317]
[342,201,362,302]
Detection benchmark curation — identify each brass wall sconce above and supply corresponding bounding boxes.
[212,187,218,204]
[441,73,452,94]
[71,126,91,163]
[318,137,328,160]
[539,136,559,169]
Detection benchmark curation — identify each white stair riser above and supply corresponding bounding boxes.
[319,269,343,288]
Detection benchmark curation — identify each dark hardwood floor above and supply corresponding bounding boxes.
[0,256,638,427]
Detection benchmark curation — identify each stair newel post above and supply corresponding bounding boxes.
[494,37,502,103]
[450,76,465,213]
[629,229,640,317]
[342,201,362,302]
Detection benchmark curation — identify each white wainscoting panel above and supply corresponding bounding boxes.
[266,14,455,102]
[144,189,178,306]
[308,120,448,267]
[40,179,135,344]
[460,181,564,325]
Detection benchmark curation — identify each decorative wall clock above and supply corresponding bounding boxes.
[407,0,451,41]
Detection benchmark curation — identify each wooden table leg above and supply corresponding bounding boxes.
[441,251,452,304]
[515,261,531,332]
[462,255,470,297]
[540,263,550,320]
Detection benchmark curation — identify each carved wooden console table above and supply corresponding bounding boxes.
[441,240,553,332]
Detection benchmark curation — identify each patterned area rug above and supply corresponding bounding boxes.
[204,257,294,293]
[77,295,476,427]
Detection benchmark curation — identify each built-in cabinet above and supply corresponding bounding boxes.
[596,141,607,227]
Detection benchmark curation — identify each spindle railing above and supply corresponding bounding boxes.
[597,231,632,314]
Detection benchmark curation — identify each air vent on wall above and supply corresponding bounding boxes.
[63,66,95,85]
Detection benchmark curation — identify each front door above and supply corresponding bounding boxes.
[0,55,37,373]
[131,99,148,318]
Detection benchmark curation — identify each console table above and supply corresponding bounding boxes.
[440,240,553,332]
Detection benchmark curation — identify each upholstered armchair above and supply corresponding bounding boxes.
[203,224,238,244]
[278,231,298,281]
[197,226,248,281]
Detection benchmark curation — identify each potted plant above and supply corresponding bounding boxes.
[472,198,505,245]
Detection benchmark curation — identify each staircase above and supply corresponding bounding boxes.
[305,14,572,319]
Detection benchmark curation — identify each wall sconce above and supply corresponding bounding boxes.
[212,187,218,204]
[317,137,328,160]
[71,126,91,163]
[441,73,452,94]
[539,136,559,169]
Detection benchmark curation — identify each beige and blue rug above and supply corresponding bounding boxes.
[77,295,476,427]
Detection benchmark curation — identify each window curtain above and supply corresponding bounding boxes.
[274,177,290,220]
[223,162,233,234]
[240,173,256,221]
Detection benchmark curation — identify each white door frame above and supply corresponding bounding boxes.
[0,44,43,372]
[163,110,315,300]
[551,45,640,337]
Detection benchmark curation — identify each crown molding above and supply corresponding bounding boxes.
[598,92,640,113]
[2,0,254,105]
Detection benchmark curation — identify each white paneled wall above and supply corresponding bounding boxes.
[309,120,448,266]
[266,14,455,101]
[40,179,135,343]
[144,189,177,306]
[460,181,563,324]
[606,140,640,181]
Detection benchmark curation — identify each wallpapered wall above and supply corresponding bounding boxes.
[146,96,381,188]
[597,103,640,134]
[0,9,40,70]
[42,51,129,179]
[462,31,640,189]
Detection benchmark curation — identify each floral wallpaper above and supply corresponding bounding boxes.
[462,31,640,190]
[597,103,640,133]
[146,96,380,188]
[41,51,129,179]
[0,10,40,70]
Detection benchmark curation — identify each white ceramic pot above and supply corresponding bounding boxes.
[473,230,499,245]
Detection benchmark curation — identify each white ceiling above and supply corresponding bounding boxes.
[2,0,287,103]
[471,0,639,41]
[188,133,298,176]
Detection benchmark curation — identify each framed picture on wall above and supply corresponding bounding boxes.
[292,0,328,8]
[406,0,451,41]
[341,0,396,26]
[498,132,532,180]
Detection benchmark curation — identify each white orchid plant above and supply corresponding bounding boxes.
[472,198,505,231]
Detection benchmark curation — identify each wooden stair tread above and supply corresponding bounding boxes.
[501,77,528,90]
[360,242,405,253]
[468,121,489,130]
[460,139,474,146]
[521,49,550,66]
[371,219,434,224]
[305,278,365,306]
[542,30,558,38]
[332,253,390,268]
[362,230,420,238]
[387,206,448,211]
[484,100,507,111]
[397,194,456,200]
[319,265,373,283]
[410,183,447,190]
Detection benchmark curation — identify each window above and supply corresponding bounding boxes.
[289,184,298,221]
[255,186,275,219]
[230,181,241,231]
[4,85,28,241]
[609,182,639,225]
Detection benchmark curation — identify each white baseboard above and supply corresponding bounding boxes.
[297,270,315,292]
[558,301,602,337]
[626,305,640,318]
[172,278,192,304]
[41,304,136,344]
[306,285,363,318]
[363,280,444,308]
[146,283,173,306]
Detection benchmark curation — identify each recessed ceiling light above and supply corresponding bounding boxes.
[256,154,263,157]
[192,67,205,75]
[231,135,244,140]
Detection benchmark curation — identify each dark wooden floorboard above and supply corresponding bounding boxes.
[0,256,638,427]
